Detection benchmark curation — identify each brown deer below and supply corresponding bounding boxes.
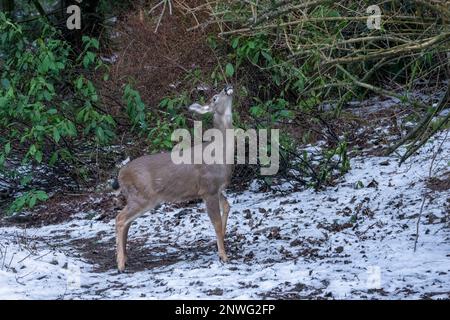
[113,85,235,272]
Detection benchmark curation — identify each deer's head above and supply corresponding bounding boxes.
[189,85,234,116]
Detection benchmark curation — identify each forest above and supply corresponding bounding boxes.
[0,0,449,300]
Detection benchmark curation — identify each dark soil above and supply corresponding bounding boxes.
[426,172,450,193]
[0,192,121,228]
[69,232,226,273]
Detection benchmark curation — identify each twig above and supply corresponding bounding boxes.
[414,197,427,252]
[153,0,174,33]
[1,246,6,270]
[358,222,379,238]
[428,130,449,178]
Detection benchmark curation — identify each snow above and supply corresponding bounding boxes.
[100,54,118,64]
[0,131,449,300]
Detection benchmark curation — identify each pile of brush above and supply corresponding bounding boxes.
[176,0,449,163]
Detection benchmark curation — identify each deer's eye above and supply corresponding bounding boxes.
[213,96,219,103]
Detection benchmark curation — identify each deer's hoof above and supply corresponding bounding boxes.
[117,256,127,272]
[219,253,229,263]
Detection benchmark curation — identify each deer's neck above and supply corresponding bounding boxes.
[213,104,234,170]
[213,106,233,133]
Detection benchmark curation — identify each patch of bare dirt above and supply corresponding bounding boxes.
[426,172,450,193]
[70,235,180,273]
[0,192,121,228]
[69,234,224,273]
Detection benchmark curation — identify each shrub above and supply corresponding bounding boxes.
[0,13,114,213]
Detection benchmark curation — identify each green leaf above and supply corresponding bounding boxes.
[4,142,11,155]
[39,55,50,73]
[1,78,10,89]
[52,127,61,143]
[66,121,77,136]
[35,190,48,201]
[231,37,239,49]
[261,51,272,63]
[75,76,84,89]
[29,144,37,155]
[294,77,305,91]
[251,51,260,64]
[49,152,58,166]
[13,197,26,211]
[29,196,37,208]
[35,150,43,163]
[83,51,96,68]
[225,63,234,77]
[20,175,32,186]
[90,38,99,49]
[43,90,52,101]
[96,126,105,142]
[250,105,264,117]
[279,110,293,118]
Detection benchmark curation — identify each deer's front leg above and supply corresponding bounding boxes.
[205,194,228,262]
[219,193,230,236]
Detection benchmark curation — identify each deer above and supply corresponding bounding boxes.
[112,85,235,272]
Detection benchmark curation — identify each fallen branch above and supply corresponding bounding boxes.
[386,82,450,158]
[324,32,450,66]
[220,15,439,36]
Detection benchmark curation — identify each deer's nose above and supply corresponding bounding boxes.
[224,85,234,95]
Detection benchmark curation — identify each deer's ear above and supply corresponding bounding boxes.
[189,103,212,114]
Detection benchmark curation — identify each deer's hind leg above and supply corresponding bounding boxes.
[219,192,230,236]
[204,194,228,262]
[116,197,157,272]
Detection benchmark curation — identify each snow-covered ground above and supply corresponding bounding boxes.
[0,131,449,300]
